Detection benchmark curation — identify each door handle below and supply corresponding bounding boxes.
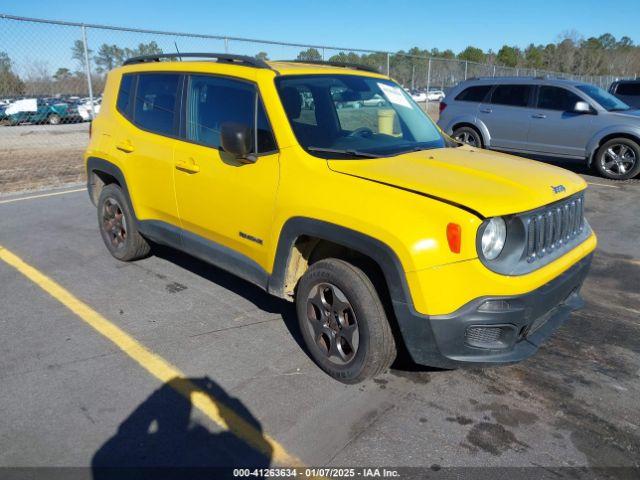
[480,107,492,113]
[175,157,200,173]
[116,140,135,153]
[532,113,547,119]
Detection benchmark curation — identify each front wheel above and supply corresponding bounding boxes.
[48,113,61,125]
[296,259,396,383]
[594,138,640,180]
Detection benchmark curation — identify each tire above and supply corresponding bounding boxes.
[296,258,396,384]
[594,137,640,180]
[452,126,483,148]
[97,184,150,261]
[48,113,61,125]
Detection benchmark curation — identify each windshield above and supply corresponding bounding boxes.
[576,84,631,111]
[275,74,445,158]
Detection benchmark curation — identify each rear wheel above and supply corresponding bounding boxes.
[48,113,61,125]
[452,126,483,148]
[594,138,640,180]
[296,258,396,384]
[97,184,150,261]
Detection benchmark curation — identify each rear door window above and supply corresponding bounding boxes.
[537,86,583,111]
[455,85,492,102]
[489,84,532,107]
[133,73,180,136]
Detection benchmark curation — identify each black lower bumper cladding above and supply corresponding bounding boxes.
[393,253,593,369]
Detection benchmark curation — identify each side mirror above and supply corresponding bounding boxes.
[220,122,255,162]
[573,101,592,114]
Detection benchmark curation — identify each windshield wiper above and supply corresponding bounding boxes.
[307,146,382,158]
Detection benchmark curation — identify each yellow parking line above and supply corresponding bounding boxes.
[0,245,302,468]
[0,188,86,205]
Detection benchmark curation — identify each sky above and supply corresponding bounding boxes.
[2,0,638,54]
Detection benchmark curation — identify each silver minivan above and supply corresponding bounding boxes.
[438,77,640,179]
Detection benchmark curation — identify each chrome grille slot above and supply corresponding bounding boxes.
[545,210,553,253]
[525,193,585,264]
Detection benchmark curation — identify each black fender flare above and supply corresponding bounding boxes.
[86,157,134,216]
[267,217,413,307]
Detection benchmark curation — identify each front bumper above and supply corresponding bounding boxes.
[393,252,593,369]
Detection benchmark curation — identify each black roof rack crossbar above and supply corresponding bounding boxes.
[287,59,381,74]
[123,52,271,69]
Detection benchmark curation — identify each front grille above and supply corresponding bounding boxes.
[525,195,585,263]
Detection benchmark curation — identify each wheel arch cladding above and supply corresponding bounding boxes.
[268,217,413,307]
[452,120,489,146]
[86,157,133,213]
[587,128,640,166]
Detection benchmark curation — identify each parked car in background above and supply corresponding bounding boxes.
[438,77,640,179]
[609,80,640,109]
[427,89,446,102]
[78,97,102,121]
[3,98,82,125]
[411,91,427,103]
[361,94,387,107]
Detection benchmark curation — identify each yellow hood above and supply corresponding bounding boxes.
[328,147,587,218]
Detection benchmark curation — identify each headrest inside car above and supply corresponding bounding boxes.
[280,87,302,119]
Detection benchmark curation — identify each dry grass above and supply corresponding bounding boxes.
[0,147,86,193]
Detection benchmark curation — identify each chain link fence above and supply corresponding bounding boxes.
[0,13,634,193]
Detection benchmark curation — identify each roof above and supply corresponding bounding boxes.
[268,61,385,76]
[461,76,586,86]
[120,53,386,77]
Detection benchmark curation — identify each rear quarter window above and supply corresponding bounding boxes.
[455,85,492,102]
[116,74,135,119]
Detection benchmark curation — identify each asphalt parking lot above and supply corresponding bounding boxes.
[0,169,639,478]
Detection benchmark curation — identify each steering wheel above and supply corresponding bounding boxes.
[347,127,374,138]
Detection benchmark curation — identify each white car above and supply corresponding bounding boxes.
[411,91,428,103]
[361,94,387,107]
[427,90,446,102]
[78,98,101,121]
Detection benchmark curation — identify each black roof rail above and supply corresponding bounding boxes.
[286,59,381,74]
[123,52,271,69]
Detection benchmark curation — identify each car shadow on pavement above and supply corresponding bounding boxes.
[92,376,272,480]
[151,243,308,355]
[150,243,442,376]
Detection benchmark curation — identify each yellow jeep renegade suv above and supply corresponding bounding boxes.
[85,53,597,383]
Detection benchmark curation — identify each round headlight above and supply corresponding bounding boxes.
[481,217,507,260]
